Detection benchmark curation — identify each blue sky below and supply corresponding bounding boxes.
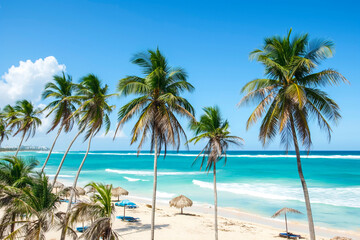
[0,0,359,151]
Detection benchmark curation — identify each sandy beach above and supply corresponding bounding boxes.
[40,195,359,240]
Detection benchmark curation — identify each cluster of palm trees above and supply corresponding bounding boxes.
[0,29,347,240]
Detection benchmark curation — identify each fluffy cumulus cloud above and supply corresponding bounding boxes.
[0,56,65,107]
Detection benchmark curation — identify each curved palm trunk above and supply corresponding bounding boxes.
[41,126,63,174]
[51,127,84,188]
[213,161,218,240]
[14,132,26,157]
[150,137,158,240]
[290,116,316,240]
[60,133,93,240]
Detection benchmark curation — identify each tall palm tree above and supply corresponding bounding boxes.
[188,106,243,240]
[0,173,63,240]
[8,100,42,157]
[0,156,39,236]
[60,74,115,240]
[41,72,79,174]
[239,29,348,240]
[115,48,195,240]
[70,182,119,240]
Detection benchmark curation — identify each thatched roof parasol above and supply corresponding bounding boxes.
[76,187,86,196]
[169,195,193,214]
[53,181,64,189]
[272,207,302,236]
[52,181,64,194]
[112,187,129,201]
[84,185,95,193]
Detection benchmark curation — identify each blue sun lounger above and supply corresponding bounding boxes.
[279,233,301,239]
[116,216,139,222]
[76,226,89,232]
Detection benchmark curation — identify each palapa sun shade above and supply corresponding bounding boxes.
[169,195,193,214]
[76,187,86,196]
[112,187,129,201]
[53,181,64,194]
[272,207,302,236]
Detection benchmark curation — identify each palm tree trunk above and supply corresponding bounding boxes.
[213,161,218,240]
[150,136,158,240]
[41,126,63,174]
[14,132,25,157]
[60,133,93,240]
[289,116,316,240]
[51,126,84,188]
[10,213,15,233]
[285,212,289,239]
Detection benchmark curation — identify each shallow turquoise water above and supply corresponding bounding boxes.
[2,150,360,230]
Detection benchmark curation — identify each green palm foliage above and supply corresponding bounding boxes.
[188,106,243,240]
[0,156,38,188]
[0,118,11,148]
[0,156,39,236]
[41,72,79,173]
[2,105,20,132]
[239,29,348,240]
[0,173,60,240]
[116,48,194,239]
[7,100,42,157]
[60,74,115,240]
[70,182,118,240]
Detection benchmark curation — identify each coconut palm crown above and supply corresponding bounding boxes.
[115,48,195,153]
[239,29,348,150]
[42,72,79,133]
[188,106,244,170]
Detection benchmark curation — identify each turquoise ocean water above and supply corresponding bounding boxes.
[2,150,359,231]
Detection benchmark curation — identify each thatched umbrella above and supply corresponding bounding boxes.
[112,187,128,201]
[53,181,64,194]
[272,207,302,237]
[169,195,193,214]
[75,187,86,202]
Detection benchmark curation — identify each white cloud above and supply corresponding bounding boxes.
[0,56,66,107]
[96,130,126,139]
[37,104,52,133]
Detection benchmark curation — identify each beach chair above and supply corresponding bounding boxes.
[76,226,89,232]
[116,216,139,222]
[279,232,302,239]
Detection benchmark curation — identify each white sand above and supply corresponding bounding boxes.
[40,196,359,240]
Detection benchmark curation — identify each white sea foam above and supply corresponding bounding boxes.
[123,176,149,182]
[47,174,73,178]
[157,191,175,199]
[66,152,360,159]
[192,180,360,208]
[106,169,201,176]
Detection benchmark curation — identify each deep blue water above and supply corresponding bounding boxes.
[2,150,360,230]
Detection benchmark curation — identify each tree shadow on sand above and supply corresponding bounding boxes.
[115,224,170,236]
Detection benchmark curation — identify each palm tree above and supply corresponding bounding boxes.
[0,156,39,236]
[115,48,194,240]
[188,106,243,240]
[0,117,11,148]
[60,74,115,240]
[41,72,79,174]
[7,100,42,157]
[0,173,62,240]
[70,182,119,240]
[239,29,348,240]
